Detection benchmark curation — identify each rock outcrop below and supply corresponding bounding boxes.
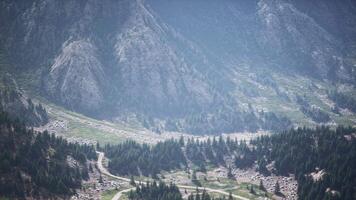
[0,0,355,132]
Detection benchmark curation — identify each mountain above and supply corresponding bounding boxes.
[0,0,355,134]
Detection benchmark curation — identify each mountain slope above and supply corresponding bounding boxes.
[0,0,355,134]
[0,110,97,199]
[45,39,107,114]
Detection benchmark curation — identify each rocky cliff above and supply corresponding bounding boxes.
[0,0,355,133]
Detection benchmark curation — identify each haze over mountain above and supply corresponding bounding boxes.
[1,1,356,200]
[0,0,355,134]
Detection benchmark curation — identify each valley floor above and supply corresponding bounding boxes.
[32,102,302,200]
[73,152,297,200]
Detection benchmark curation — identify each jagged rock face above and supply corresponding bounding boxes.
[149,0,354,78]
[0,75,49,126]
[113,1,215,116]
[256,0,341,77]
[0,0,355,130]
[46,39,106,113]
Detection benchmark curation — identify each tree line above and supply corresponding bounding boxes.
[104,126,356,200]
[103,135,248,177]
[247,126,356,200]
[127,181,233,200]
[103,139,186,177]
[0,110,97,199]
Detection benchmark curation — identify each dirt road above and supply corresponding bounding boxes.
[96,152,249,200]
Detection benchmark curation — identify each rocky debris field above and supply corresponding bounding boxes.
[70,160,129,200]
[233,167,298,200]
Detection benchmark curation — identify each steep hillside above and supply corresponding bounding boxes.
[0,49,48,126]
[0,110,97,199]
[0,87,49,126]
[0,0,355,134]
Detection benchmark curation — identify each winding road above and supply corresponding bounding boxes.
[96,152,249,200]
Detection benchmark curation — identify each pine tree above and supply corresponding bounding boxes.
[99,174,103,183]
[228,191,234,200]
[249,185,255,194]
[259,180,266,192]
[274,181,280,195]
[227,166,234,180]
[130,176,136,186]
[179,136,185,146]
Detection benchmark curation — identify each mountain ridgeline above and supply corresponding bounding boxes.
[0,0,355,133]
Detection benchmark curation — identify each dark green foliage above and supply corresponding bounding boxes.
[248,126,356,200]
[187,189,229,200]
[130,176,136,186]
[191,170,201,187]
[257,158,270,176]
[0,111,97,199]
[104,139,186,177]
[234,140,257,169]
[105,136,247,177]
[128,181,182,200]
[274,181,280,194]
[227,166,234,180]
[249,185,256,194]
[106,126,356,200]
[185,136,240,169]
[228,191,234,200]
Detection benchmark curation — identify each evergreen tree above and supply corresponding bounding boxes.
[274,181,280,195]
[249,185,255,194]
[130,176,136,186]
[228,191,234,200]
[227,166,234,180]
[259,180,266,192]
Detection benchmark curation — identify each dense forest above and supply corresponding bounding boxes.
[104,126,355,200]
[103,136,247,177]
[127,181,232,200]
[187,189,234,200]
[128,181,182,200]
[104,134,264,177]
[104,139,186,177]
[249,126,356,200]
[0,110,97,199]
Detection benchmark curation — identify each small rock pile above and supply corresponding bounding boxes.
[70,161,128,200]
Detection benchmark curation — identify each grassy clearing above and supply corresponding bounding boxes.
[120,193,130,200]
[226,182,273,200]
[41,101,143,145]
[101,189,118,200]
[161,168,274,199]
[66,120,124,145]
[197,173,274,199]
[233,68,356,128]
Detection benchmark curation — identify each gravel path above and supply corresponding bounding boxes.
[96,152,250,200]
